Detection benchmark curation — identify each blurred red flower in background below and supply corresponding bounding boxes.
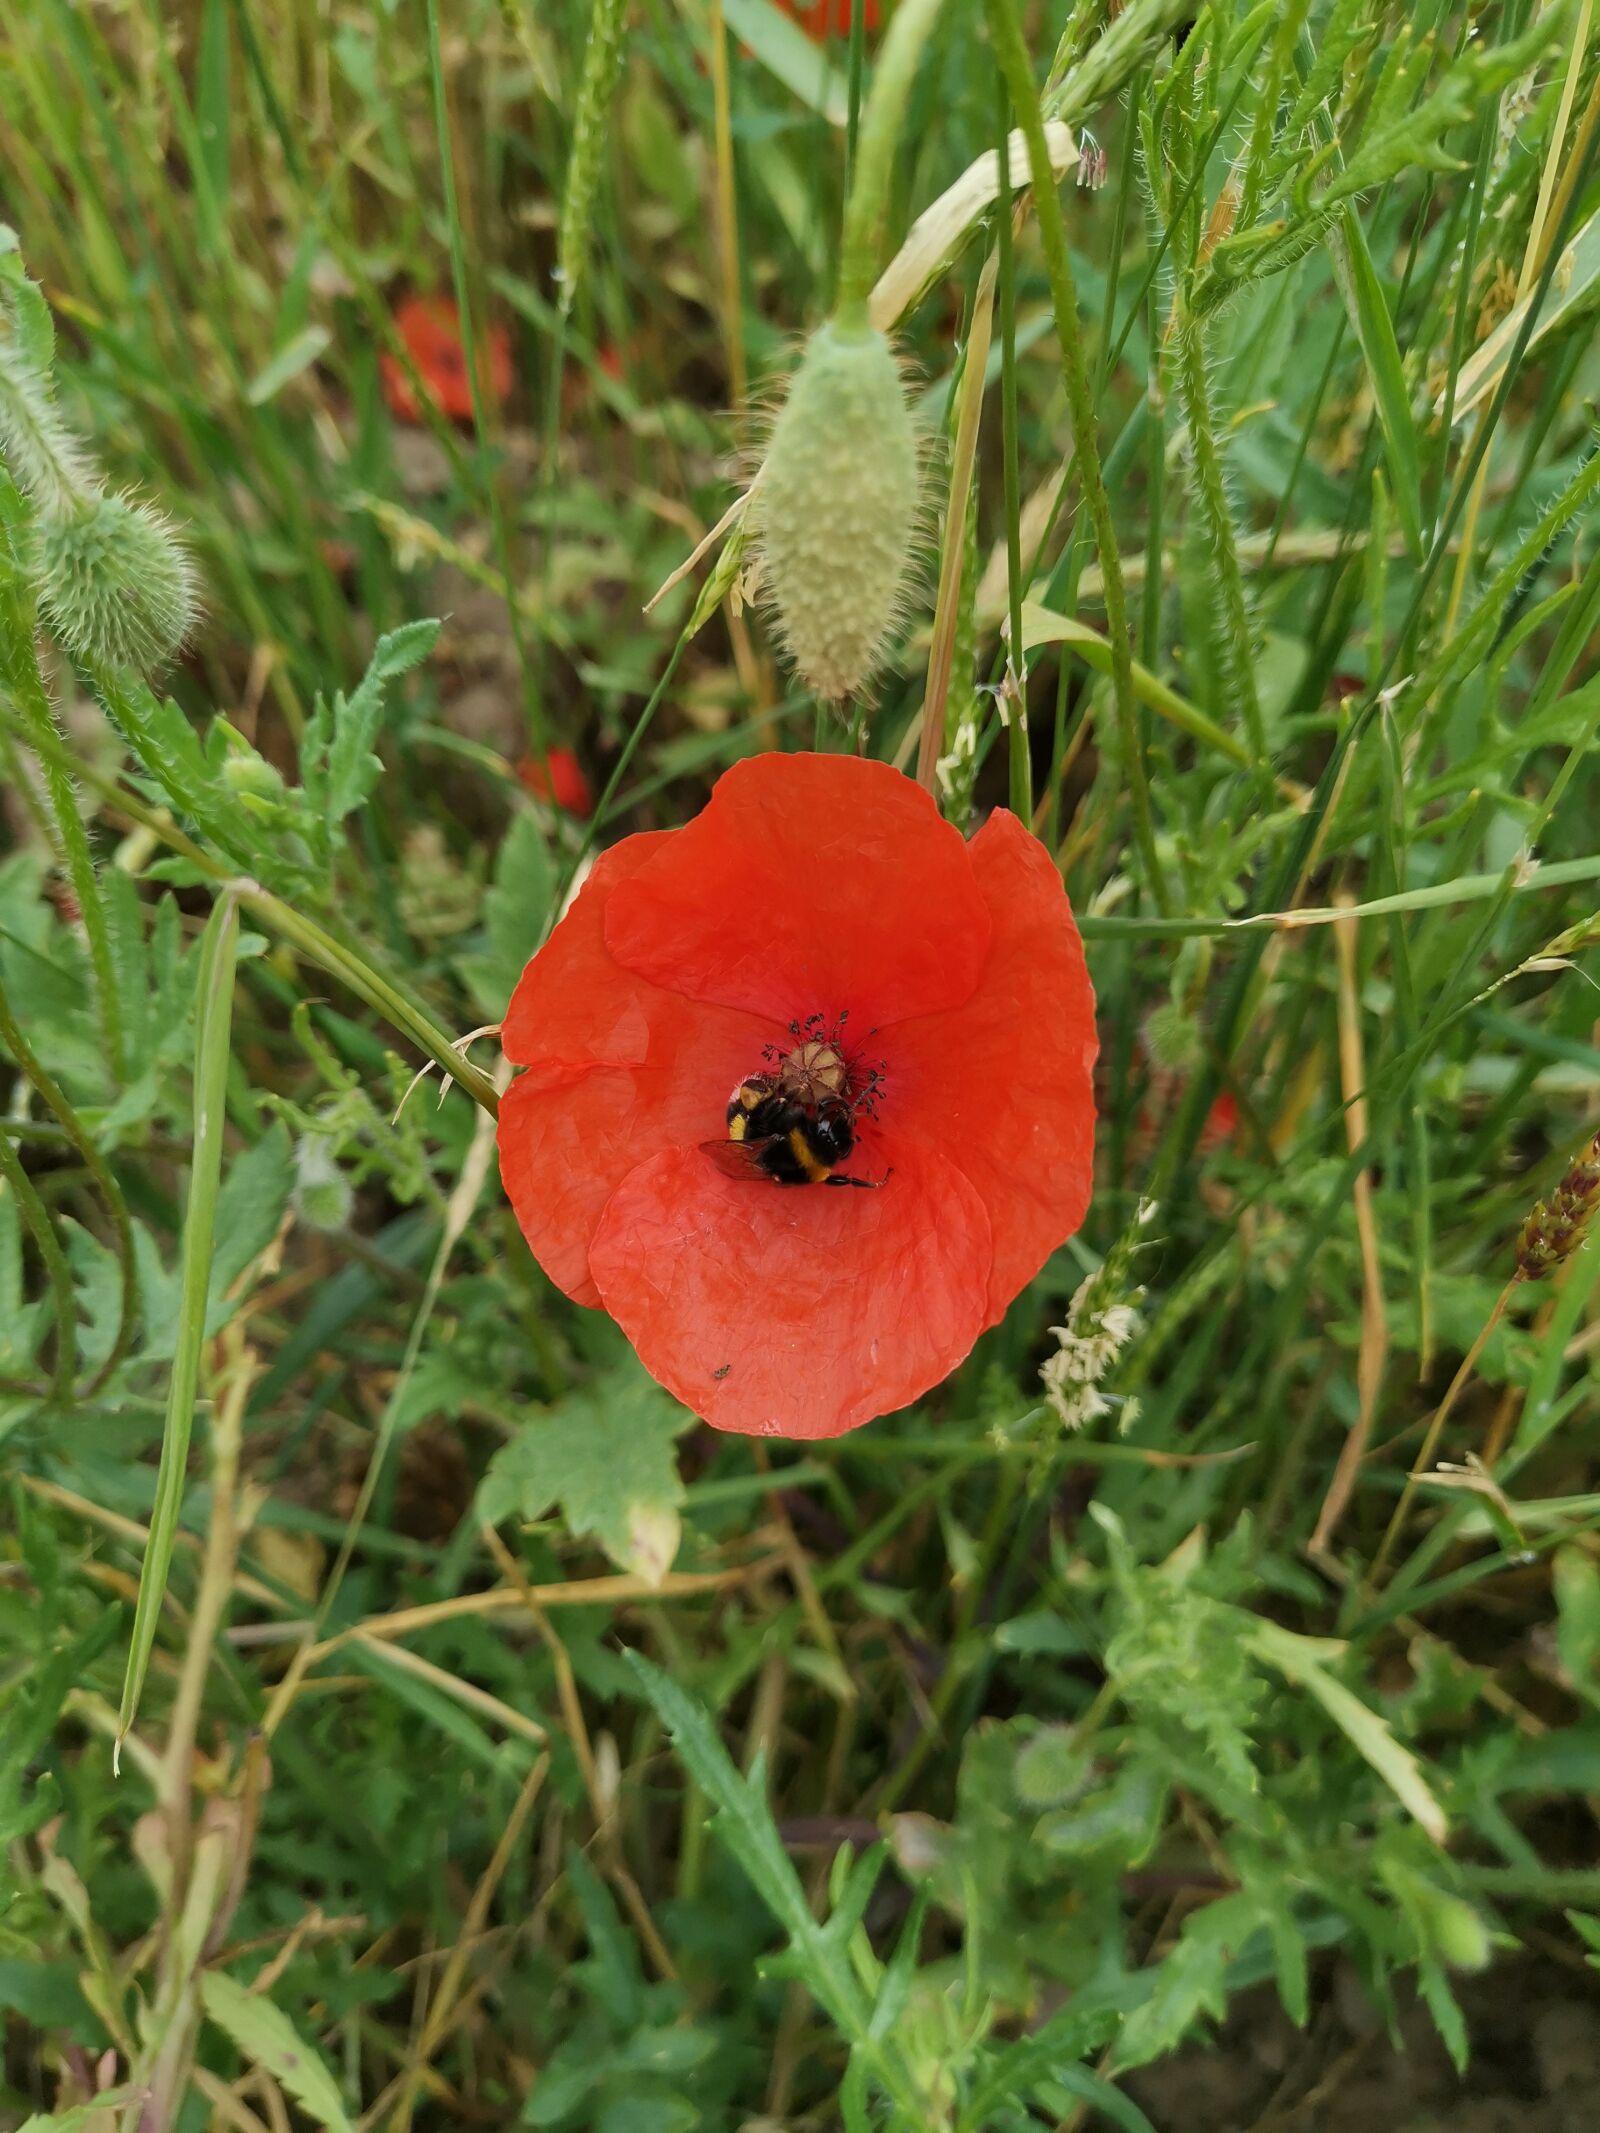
[517,747,595,819]
[497,753,1097,1438]
[776,0,880,38]
[381,295,512,425]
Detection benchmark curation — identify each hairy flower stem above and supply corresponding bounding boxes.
[0,342,94,515]
[835,0,948,321]
[0,585,124,1076]
[983,0,1167,912]
[1174,315,1265,769]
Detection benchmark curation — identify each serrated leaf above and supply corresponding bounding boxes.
[478,1373,687,1581]
[1110,1893,1258,2072]
[958,1980,1134,2128]
[138,1125,294,1359]
[301,620,441,842]
[368,618,441,682]
[623,1653,823,1956]
[480,808,553,1003]
[199,1969,353,2133]
[0,232,58,378]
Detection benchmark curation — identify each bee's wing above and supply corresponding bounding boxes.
[699,1136,777,1181]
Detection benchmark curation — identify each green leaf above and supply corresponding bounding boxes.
[1249,1620,1447,1843]
[1566,1910,1600,1969]
[627,1655,857,2005]
[719,0,847,125]
[199,1968,354,2133]
[479,1373,687,1582]
[957,1981,1133,2129]
[1332,208,1423,563]
[16,2092,142,2133]
[1555,1547,1600,1711]
[1020,602,1252,766]
[245,325,331,406]
[117,891,238,1753]
[1111,1892,1259,2072]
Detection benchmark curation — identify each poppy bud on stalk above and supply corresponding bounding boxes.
[754,317,919,701]
[33,492,198,675]
[747,0,944,703]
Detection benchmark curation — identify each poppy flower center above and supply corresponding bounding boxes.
[761,1012,882,1115]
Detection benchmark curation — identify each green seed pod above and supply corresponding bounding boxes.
[755,318,919,702]
[32,492,198,674]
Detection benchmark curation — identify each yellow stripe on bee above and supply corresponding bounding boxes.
[729,1114,748,1142]
[789,1127,830,1183]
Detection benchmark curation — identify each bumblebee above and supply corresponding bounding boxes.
[703,1073,885,1189]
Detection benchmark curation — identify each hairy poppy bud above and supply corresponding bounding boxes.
[293,1137,353,1234]
[33,492,198,674]
[755,318,919,702]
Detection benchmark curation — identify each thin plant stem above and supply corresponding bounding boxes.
[835,0,947,320]
[708,0,748,431]
[1370,1280,1518,1586]
[983,0,1166,911]
[422,0,545,750]
[993,71,1031,823]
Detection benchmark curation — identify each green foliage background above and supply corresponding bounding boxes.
[3,0,1600,2126]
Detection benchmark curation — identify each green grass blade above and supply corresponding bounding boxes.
[1334,206,1424,562]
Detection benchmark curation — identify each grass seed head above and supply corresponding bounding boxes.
[753,317,920,703]
[32,491,199,674]
[1516,1129,1600,1281]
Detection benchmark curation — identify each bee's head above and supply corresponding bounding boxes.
[811,1099,856,1163]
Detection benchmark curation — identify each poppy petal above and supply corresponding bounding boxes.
[587,1138,993,1438]
[884,809,1097,1318]
[499,836,777,1304]
[603,754,992,1027]
[503,832,769,1085]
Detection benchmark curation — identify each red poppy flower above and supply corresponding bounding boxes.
[497,754,1097,1438]
[381,295,513,425]
[517,747,595,819]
